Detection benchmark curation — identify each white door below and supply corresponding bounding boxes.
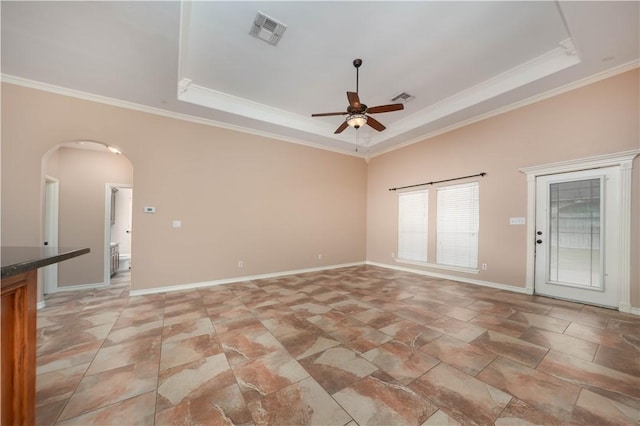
[43,178,59,294]
[534,167,620,307]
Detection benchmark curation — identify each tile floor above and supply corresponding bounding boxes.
[35,266,639,425]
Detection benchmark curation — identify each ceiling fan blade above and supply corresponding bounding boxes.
[366,103,404,114]
[311,112,348,117]
[366,115,386,132]
[334,121,349,134]
[347,92,361,109]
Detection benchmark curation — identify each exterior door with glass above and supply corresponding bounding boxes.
[534,167,620,307]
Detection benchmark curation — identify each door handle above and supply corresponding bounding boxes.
[536,239,543,244]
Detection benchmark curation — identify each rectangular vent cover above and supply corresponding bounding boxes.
[249,12,287,46]
[391,92,415,103]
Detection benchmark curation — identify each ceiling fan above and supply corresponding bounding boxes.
[311,58,404,134]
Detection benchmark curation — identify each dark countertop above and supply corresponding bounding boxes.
[1,246,90,280]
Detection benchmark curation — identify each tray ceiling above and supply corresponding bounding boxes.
[2,1,638,156]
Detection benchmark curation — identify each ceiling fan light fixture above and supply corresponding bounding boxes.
[347,114,367,129]
[312,59,403,134]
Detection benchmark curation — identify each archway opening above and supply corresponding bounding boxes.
[41,140,133,298]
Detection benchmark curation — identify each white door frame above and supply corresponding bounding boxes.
[104,183,133,286]
[534,167,619,307]
[43,176,59,294]
[520,150,639,312]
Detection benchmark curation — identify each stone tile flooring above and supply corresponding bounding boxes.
[36,266,640,425]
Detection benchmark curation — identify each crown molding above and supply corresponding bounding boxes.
[370,60,640,158]
[0,74,365,159]
[3,59,638,160]
[175,38,582,149]
[178,81,338,139]
[375,39,581,146]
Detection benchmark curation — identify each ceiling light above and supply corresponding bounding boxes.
[347,114,367,129]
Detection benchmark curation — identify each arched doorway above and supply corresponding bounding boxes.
[41,140,133,299]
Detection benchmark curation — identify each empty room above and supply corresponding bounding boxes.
[1,1,639,425]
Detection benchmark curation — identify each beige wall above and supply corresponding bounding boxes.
[1,83,367,291]
[2,69,637,307]
[367,69,640,307]
[45,147,133,286]
[44,148,60,178]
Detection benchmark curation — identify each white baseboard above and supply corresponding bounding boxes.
[366,261,533,295]
[129,261,366,296]
[118,260,640,315]
[367,262,640,314]
[37,300,46,310]
[54,282,108,292]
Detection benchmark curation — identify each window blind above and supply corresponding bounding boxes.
[436,182,479,268]
[398,190,428,262]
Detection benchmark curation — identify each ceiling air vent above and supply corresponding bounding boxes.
[249,12,287,46]
[391,92,415,103]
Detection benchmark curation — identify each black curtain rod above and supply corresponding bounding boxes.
[388,172,486,191]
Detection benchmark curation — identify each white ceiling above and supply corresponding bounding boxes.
[2,1,638,156]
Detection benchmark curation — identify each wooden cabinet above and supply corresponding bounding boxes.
[1,270,37,426]
[1,246,89,425]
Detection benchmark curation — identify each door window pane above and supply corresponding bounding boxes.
[548,178,601,287]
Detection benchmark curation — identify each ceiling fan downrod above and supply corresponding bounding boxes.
[353,58,362,94]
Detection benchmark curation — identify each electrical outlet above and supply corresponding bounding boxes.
[318,253,323,260]
[481,263,488,270]
[391,252,395,259]
[238,260,244,268]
